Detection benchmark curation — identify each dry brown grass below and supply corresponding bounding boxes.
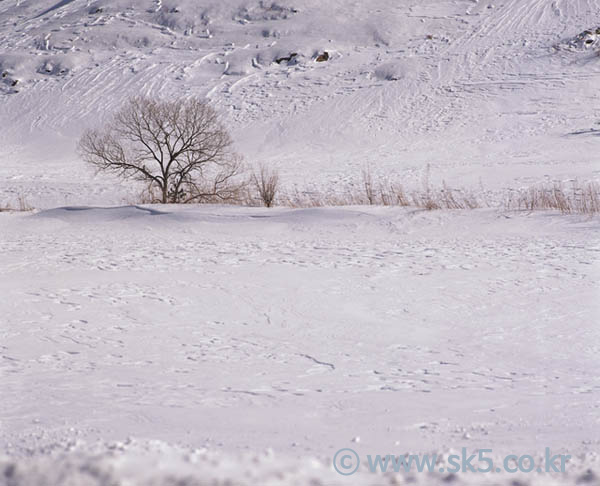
[133,179,251,206]
[0,195,33,212]
[127,166,598,216]
[504,180,599,214]
[279,164,481,210]
[278,177,597,214]
[278,183,481,210]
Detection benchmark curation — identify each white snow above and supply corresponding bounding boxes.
[1,0,600,484]
[1,0,599,206]
[1,206,599,483]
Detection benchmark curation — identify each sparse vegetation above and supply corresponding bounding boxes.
[252,164,280,208]
[278,182,481,211]
[272,175,598,214]
[504,180,599,214]
[0,195,33,212]
[120,158,598,216]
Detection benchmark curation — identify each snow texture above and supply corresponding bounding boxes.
[0,0,599,484]
[1,206,599,484]
[0,0,599,206]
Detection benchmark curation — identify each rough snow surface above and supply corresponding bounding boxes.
[1,206,599,483]
[1,0,599,484]
[2,439,600,485]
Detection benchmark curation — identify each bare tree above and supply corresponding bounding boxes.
[79,97,244,204]
[252,164,279,207]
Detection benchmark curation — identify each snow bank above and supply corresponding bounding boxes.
[36,205,169,221]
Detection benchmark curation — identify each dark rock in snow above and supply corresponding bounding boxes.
[275,53,298,64]
[315,51,329,62]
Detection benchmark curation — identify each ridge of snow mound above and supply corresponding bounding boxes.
[258,206,375,223]
[373,58,424,83]
[32,204,379,226]
[234,1,299,23]
[35,205,168,221]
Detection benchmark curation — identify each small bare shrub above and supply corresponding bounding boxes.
[253,164,280,207]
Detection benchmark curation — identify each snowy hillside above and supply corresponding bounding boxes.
[1,1,600,485]
[1,0,599,206]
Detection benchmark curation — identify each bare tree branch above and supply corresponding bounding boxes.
[78,97,243,203]
[253,164,279,207]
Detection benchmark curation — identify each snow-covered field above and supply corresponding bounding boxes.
[1,206,599,484]
[1,0,599,484]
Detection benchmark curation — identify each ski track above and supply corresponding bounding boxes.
[1,0,600,205]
